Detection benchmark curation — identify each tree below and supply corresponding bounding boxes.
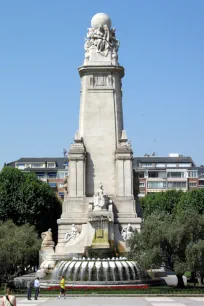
[175,189,204,215]
[0,167,61,239]
[0,220,41,280]
[186,240,204,286]
[140,189,204,219]
[128,211,204,288]
[140,190,183,218]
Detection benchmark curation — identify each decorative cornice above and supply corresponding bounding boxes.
[78,65,124,78]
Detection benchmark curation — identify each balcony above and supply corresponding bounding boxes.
[147,181,167,190]
[167,181,187,190]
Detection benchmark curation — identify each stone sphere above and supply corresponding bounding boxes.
[91,13,112,29]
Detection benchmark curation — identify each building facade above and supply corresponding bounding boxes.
[198,166,204,189]
[6,154,204,200]
[6,157,68,200]
[133,153,202,197]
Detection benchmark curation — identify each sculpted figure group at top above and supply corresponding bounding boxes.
[85,24,120,57]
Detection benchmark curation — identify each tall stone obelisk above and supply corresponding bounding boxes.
[56,13,141,255]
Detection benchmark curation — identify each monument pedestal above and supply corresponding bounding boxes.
[88,209,114,249]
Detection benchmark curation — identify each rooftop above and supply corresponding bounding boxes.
[6,157,68,170]
[133,156,196,168]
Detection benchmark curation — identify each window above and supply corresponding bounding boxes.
[188,171,198,178]
[139,182,145,187]
[49,182,57,188]
[25,164,31,168]
[158,171,167,178]
[57,171,68,178]
[148,172,158,178]
[167,172,184,178]
[31,163,44,168]
[199,180,204,186]
[179,163,191,168]
[48,172,57,178]
[141,163,153,167]
[47,163,56,168]
[138,172,144,178]
[36,172,45,178]
[58,183,64,188]
[16,163,25,169]
[167,181,186,189]
[166,164,177,167]
[59,192,64,199]
[147,181,166,189]
[156,163,165,168]
[189,182,197,187]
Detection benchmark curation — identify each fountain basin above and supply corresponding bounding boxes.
[52,258,148,282]
[14,259,165,289]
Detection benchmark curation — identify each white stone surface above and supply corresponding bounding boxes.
[91,13,111,29]
[145,298,174,302]
[189,298,204,301]
[78,66,124,196]
[162,275,187,287]
[44,13,141,261]
[55,224,95,254]
[151,304,186,306]
[19,299,50,303]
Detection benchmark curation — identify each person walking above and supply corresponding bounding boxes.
[34,277,40,300]
[2,284,16,306]
[58,275,66,299]
[26,279,32,300]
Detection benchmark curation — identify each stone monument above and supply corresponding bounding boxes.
[38,13,142,279]
[55,12,141,257]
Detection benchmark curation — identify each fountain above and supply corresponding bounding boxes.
[53,258,147,282]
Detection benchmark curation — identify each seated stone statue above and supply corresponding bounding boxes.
[92,183,109,210]
[121,224,133,241]
[41,228,55,248]
[64,224,79,244]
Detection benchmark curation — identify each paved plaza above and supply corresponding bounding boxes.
[16,296,204,306]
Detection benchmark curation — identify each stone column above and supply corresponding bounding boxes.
[78,66,124,197]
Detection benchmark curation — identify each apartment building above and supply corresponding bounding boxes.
[198,166,204,188]
[6,157,68,200]
[133,153,199,197]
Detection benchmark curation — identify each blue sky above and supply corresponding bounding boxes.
[0,0,204,168]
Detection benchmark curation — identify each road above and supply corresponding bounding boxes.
[16,296,204,306]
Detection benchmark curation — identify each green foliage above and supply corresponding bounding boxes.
[140,190,183,218]
[0,167,61,238]
[128,211,204,286]
[135,189,204,287]
[140,189,204,218]
[0,220,41,279]
[175,189,204,215]
[186,240,204,274]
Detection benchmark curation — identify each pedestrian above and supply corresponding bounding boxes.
[34,277,40,300]
[58,275,66,299]
[26,279,32,300]
[2,284,16,306]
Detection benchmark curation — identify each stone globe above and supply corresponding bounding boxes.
[91,13,112,29]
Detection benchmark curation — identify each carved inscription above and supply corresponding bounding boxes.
[94,76,107,87]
